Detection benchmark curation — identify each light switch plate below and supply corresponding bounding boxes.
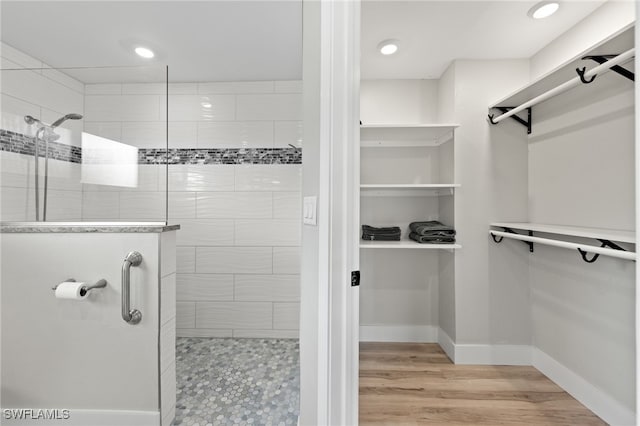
[303,196,317,226]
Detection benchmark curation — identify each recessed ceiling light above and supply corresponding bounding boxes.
[201,102,212,109]
[528,1,559,19]
[377,39,399,56]
[134,46,155,59]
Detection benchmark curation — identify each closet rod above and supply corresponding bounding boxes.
[489,230,636,261]
[490,47,635,124]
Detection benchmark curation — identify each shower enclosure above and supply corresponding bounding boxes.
[1,64,177,426]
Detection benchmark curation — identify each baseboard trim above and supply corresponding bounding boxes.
[454,343,532,366]
[0,409,159,426]
[437,328,456,361]
[532,348,635,426]
[359,325,437,342]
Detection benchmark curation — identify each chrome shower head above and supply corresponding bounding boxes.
[51,113,83,128]
[24,115,42,125]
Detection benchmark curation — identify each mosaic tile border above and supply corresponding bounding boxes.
[0,129,82,163]
[139,147,302,165]
[0,129,302,165]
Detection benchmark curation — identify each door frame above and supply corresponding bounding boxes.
[300,0,360,424]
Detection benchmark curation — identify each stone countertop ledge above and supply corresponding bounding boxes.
[0,222,180,233]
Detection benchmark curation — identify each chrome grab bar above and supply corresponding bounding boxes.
[122,251,143,325]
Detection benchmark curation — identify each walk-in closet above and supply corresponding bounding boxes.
[357,1,636,424]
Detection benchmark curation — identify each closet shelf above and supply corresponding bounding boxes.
[360,239,461,250]
[361,184,459,197]
[489,223,635,263]
[487,26,634,134]
[360,124,459,147]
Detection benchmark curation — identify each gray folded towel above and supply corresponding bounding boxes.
[409,232,456,244]
[362,225,401,241]
[409,221,456,236]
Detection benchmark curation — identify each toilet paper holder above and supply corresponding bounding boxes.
[52,278,107,297]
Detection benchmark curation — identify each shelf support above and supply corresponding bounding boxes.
[580,55,635,82]
[488,107,532,134]
[491,227,534,252]
[577,239,628,264]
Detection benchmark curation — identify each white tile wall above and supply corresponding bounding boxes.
[274,81,303,94]
[167,95,235,121]
[273,303,300,330]
[234,165,302,192]
[176,247,196,273]
[84,95,163,122]
[169,192,197,219]
[196,192,272,219]
[234,219,300,246]
[195,247,273,274]
[234,275,300,302]
[78,80,302,338]
[236,94,302,121]
[272,247,301,274]
[273,192,301,218]
[168,165,235,192]
[176,219,235,246]
[274,121,304,148]
[1,46,84,222]
[177,274,234,301]
[176,302,196,328]
[119,191,165,220]
[160,274,177,327]
[196,302,272,329]
[197,121,273,148]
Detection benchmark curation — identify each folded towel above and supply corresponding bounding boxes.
[409,221,456,236]
[409,232,456,244]
[362,225,401,241]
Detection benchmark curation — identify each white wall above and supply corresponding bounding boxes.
[0,42,84,221]
[84,81,303,338]
[525,44,635,414]
[449,60,532,347]
[360,79,438,124]
[530,0,634,81]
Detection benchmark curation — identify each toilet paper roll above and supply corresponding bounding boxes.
[55,282,88,300]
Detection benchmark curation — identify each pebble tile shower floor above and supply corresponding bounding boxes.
[173,338,300,426]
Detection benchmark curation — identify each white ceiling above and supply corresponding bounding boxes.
[1,1,609,83]
[361,0,607,79]
[0,1,303,83]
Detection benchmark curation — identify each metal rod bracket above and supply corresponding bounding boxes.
[578,239,628,264]
[581,54,635,82]
[489,107,532,134]
[491,227,534,252]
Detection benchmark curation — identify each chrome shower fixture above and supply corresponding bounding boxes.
[23,112,84,221]
[51,113,83,128]
[24,115,42,126]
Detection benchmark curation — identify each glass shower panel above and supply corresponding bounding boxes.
[0,65,168,223]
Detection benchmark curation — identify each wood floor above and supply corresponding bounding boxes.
[359,343,606,425]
